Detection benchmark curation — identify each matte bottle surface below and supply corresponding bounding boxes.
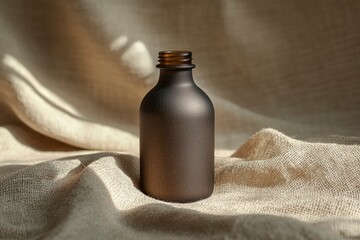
[140,55,214,203]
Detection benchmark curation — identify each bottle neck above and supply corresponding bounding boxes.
[157,68,194,86]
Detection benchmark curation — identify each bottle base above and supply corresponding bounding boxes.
[141,188,214,203]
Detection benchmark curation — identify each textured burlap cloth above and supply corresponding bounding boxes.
[0,1,360,239]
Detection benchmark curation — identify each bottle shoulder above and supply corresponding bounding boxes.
[140,84,214,116]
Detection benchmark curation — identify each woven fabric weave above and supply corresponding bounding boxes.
[0,0,360,239]
[1,129,359,239]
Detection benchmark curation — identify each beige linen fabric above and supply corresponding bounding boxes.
[0,0,360,239]
[1,129,360,239]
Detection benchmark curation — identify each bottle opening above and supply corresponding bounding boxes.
[156,50,196,69]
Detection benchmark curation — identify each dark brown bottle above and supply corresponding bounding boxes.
[139,50,214,203]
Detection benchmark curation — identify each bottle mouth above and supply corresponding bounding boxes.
[156,50,196,69]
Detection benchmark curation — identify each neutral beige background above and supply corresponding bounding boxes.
[0,1,359,239]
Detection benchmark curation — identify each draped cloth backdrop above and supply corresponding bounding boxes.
[0,1,359,239]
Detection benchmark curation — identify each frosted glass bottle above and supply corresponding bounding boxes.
[140,50,214,202]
